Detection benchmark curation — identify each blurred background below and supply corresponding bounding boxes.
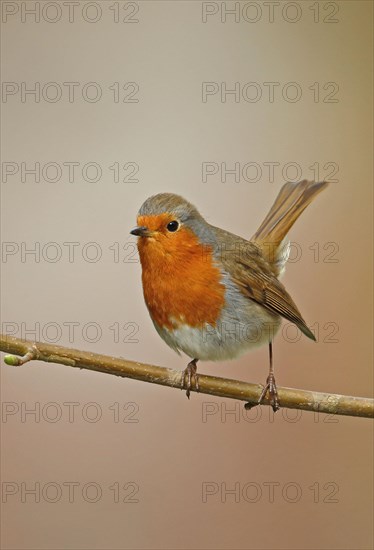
[1,1,373,549]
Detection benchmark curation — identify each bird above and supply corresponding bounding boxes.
[130,180,329,411]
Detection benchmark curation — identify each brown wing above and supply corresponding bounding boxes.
[212,228,316,341]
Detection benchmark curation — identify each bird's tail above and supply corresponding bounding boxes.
[251,180,329,275]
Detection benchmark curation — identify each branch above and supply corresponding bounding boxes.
[1,334,373,419]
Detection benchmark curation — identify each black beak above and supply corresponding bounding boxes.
[130,226,152,237]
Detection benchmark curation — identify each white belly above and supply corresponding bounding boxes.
[153,303,281,361]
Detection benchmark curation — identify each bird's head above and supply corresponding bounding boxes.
[130,193,212,260]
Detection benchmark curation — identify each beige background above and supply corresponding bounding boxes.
[1,1,373,549]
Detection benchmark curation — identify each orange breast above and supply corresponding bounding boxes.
[137,224,225,330]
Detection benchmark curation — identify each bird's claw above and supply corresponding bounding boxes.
[258,373,280,412]
[181,360,199,399]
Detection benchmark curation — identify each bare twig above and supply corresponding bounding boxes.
[0,334,373,419]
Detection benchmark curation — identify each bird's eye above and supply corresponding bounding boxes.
[166,220,179,232]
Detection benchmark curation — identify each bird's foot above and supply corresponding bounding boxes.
[258,373,280,412]
[181,359,199,399]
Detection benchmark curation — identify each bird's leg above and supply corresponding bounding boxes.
[181,358,199,399]
[258,342,280,412]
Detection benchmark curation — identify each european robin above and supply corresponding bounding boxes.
[130,180,328,411]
